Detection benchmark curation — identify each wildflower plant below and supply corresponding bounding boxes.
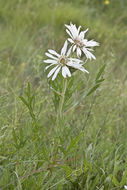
[44,22,105,124]
[19,23,106,189]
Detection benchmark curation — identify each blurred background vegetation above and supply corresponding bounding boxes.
[0,0,127,189]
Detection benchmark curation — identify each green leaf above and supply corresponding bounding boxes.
[30,95,35,107]
[96,79,105,83]
[120,170,127,185]
[110,174,120,186]
[27,82,31,97]
[67,132,83,153]
[19,96,29,108]
[60,165,73,178]
[95,64,106,81]
[86,84,100,96]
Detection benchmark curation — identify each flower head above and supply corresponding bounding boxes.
[124,185,127,190]
[65,22,99,60]
[44,41,88,80]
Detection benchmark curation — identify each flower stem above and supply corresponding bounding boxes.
[58,79,67,119]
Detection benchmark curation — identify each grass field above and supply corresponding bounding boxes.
[0,0,127,189]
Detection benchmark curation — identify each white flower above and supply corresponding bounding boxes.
[44,41,89,80]
[65,22,99,60]
[124,185,127,190]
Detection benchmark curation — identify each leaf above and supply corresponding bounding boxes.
[19,96,29,108]
[112,176,120,186]
[67,132,83,153]
[96,79,105,83]
[120,170,127,185]
[19,83,38,125]
[60,165,73,178]
[86,84,100,96]
[27,82,31,97]
[95,64,106,81]
[30,95,35,106]
[109,174,120,186]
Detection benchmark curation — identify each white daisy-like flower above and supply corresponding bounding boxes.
[44,41,89,80]
[65,22,99,60]
[124,185,127,190]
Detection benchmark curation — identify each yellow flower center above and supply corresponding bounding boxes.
[59,56,67,66]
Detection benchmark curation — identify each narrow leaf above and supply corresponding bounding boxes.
[96,64,106,81]
[86,84,100,96]
[20,96,29,108]
[96,79,105,83]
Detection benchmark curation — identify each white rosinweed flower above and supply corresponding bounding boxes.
[65,22,99,59]
[124,185,127,190]
[44,40,89,80]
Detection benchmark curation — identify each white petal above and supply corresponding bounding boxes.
[68,38,74,44]
[67,46,72,57]
[79,31,84,39]
[85,40,99,47]
[45,63,56,71]
[70,58,83,63]
[124,185,127,190]
[65,23,78,38]
[67,61,89,74]
[79,28,88,39]
[77,26,81,34]
[62,66,67,78]
[71,23,78,37]
[45,52,58,60]
[48,49,60,57]
[44,59,57,64]
[65,24,74,37]
[66,29,73,39]
[78,66,89,73]
[73,45,76,52]
[47,65,59,78]
[61,41,68,55]
[86,48,94,51]
[82,48,96,60]
[77,47,82,57]
[52,66,61,80]
[83,39,88,44]
[67,61,80,68]
[65,24,72,31]
[64,66,71,77]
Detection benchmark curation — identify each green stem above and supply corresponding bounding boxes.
[58,79,67,119]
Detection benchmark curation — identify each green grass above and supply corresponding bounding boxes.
[0,0,127,189]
